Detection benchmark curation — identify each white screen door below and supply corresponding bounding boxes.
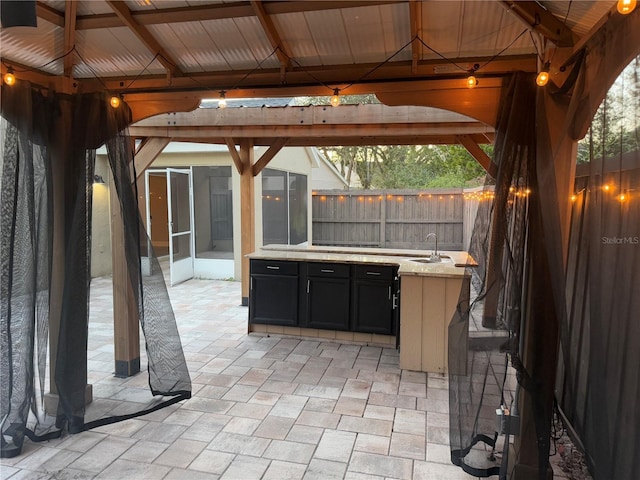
[166,168,194,285]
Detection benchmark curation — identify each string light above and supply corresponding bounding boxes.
[330,88,341,107]
[3,68,16,86]
[536,62,551,87]
[617,0,636,14]
[466,75,478,89]
[617,192,627,202]
[109,95,121,108]
[218,91,227,109]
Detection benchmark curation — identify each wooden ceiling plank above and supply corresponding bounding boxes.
[63,1,77,78]
[225,138,245,175]
[252,137,290,176]
[456,134,496,177]
[106,1,182,77]
[500,1,577,47]
[36,1,64,27]
[250,1,291,71]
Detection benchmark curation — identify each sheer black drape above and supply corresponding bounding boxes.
[1,82,191,458]
[448,72,539,477]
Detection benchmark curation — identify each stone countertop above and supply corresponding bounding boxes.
[248,245,477,278]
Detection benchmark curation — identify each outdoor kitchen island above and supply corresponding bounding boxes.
[247,245,475,374]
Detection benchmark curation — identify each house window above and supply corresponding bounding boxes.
[193,166,233,259]
[262,168,307,245]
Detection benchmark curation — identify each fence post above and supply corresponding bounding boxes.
[380,193,386,248]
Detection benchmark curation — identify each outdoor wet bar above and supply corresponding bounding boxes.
[247,244,476,373]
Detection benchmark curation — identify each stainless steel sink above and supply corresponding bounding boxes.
[408,255,450,264]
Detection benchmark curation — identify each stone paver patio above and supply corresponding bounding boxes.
[1,276,487,479]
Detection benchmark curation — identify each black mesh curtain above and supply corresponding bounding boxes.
[1,82,191,458]
[449,12,640,480]
[448,72,537,477]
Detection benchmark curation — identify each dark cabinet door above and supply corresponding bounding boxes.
[352,265,397,334]
[303,262,351,330]
[249,260,298,326]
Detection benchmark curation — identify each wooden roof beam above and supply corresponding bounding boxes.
[251,0,292,75]
[409,0,422,74]
[63,1,77,78]
[501,1,577,47]
[106,1,182,78]
[252,137,290,176]
[36,1,64,27]
[80,55,535,94]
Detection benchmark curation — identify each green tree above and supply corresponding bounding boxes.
[294,94,491,189]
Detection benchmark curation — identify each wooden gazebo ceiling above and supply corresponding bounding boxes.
[0,1,618,126]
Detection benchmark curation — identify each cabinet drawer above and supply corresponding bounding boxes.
[307,262,350,278]
[354,264,395,281]
[251,259,298,276]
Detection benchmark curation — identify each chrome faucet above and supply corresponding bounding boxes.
[425,233,440,261]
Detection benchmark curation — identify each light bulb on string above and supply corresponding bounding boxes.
[466,65,479,89]
[218,91,227,109]
[536,62,551,87]
[3,68,16,86]
[330,88,341,107]
[109,95,121,108]
[617,0,636,14]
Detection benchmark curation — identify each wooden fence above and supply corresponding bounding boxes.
[312,189,470,250]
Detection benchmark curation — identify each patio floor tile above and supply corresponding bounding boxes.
[1,277,482,480]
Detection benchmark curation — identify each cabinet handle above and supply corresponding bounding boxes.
[320,269,334,273]
[392,294,398,309]
[250,277,253,290]
[366,271,381,276]
[388,286,391,300]
[266,265,280,270]
[307,279,310,294]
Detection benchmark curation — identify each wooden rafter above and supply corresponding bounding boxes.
[250,0,291,75]
[252,137,290,176]
[500,1,576,47]
[106,1,182,77]
[63,1,77,78]
[36,2,64,27]
[409,0,422,74]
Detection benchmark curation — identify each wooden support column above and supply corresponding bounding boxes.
[239,139,255,306]
[110,173,141,377]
